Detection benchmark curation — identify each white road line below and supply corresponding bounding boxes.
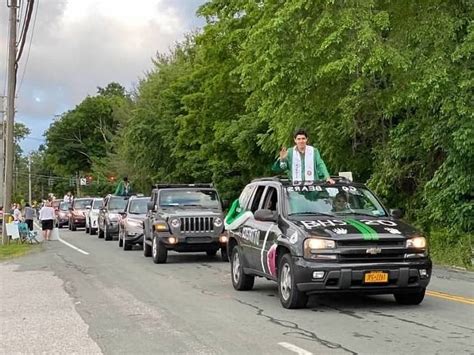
[278,342,313,355]
[34,221,90,255]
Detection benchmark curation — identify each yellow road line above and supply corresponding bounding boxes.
[426,290,474,305]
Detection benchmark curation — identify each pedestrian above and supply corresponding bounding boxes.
[13,203,23,223]
[39,200,55,241]
[272,128,335,184]
[24,203,35,231]
[114,176,132,196]
[63,191,74,203]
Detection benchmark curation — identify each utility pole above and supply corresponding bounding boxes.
[0,96,6,208]
[28,155,32,205]
[2,0,18,245]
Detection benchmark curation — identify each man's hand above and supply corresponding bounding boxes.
[326,177,335,184]
[279,147,288,160]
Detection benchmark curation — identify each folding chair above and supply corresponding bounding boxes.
[17,222,40,244]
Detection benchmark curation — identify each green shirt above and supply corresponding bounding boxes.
[271,146,330,181]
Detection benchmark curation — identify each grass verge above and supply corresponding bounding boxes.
[428,229,473,270]
[0,242,40,261]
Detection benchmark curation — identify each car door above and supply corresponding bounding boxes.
[98,196,109,232]
[255,185,282,278]
[237,184,266,270]
[143,191,156,242]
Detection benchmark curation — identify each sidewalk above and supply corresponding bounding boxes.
[0,263,102,354]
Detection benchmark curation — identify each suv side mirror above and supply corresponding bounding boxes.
[147,201,155,212]
[254,209,277,222]
[390,208,404,219]
[222,199,230,210]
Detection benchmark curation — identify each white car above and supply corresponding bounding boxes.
[85,198,104,235]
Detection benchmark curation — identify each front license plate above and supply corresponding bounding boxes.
[364,271,388,283]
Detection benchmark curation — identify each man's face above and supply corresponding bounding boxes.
[294,134,308,150]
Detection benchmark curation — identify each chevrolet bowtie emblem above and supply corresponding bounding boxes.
[366,247,382,255]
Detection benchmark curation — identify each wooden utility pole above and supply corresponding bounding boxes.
[0,97,5,209]
[2,0,18,245]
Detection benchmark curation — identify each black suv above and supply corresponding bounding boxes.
[227,177,432,309]
[143,184,227,263]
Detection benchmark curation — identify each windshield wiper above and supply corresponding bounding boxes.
[288,212,335,217]
[335,211,385,217]
[183,204,204,208]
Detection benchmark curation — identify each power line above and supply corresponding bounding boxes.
[16,0,34,64]
[17,0,39,94]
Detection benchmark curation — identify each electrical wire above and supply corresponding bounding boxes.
[16,0,38,94]
[16,0,34,64]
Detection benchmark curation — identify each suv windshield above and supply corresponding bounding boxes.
[286,185,386,217]
[128,198,148,214]
[73,199,93,209]
[59,201,71,211]
[109,197,128,211]
[92,199,103,209]
[159,190,220,209]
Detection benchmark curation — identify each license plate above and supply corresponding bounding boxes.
[364,271,388,283]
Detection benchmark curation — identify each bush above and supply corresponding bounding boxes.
[428,229,473,269]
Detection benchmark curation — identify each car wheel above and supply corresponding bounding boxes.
[394,288,426,305]
[143,237,152,257]
[98,227,104,239]
[118,228,123,247]
[221,247,229,262]
[278,253,308,309]
[104,224,112,241]
[123,234,132,251]
[71,221,77,231]
[90,227,97,235]
[206,249,218,257]
[85,224,89,234]
[152,235,167,263]
[231,247,254,291]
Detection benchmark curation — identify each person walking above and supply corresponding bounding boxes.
[272,128,335,184]
[24,203,35,231]
[39,200,55,241]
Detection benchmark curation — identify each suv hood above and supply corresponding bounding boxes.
[292,216,418,239]
[159,210,223,219]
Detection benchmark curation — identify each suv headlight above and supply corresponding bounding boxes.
[154,222,168,232]
[214,217,223,227]
[406,237,427,249]
[170,219,180,228]
[305,238,335,250]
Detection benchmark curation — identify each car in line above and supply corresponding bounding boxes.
[85,198,103,235]
[118,195,150,251]
[98,194,129,241]
[56,200,71,228]
[226,177,432,309]
[143,184,228,263]
[69,198,93,231]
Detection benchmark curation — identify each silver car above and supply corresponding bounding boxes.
[85,198,103,235]
[118,196,149,250]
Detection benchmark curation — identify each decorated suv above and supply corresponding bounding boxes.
[143,184,228,263]
[226,177,432,309]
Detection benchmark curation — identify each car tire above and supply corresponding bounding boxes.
[278,253,308,309]
[85,225,89,234]
[231,247,254,291]
[123,236,132,251]
[71,221,77,231]
[152,235,167,263]
[143,237,152,257]
[90,227,97,236]
[98,227,104,239]
[394,288,426,305]
[206,249,218,257]
[104,224,112,241]
[221,247,229,262]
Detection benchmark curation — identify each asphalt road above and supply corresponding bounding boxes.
[2,226,473,355]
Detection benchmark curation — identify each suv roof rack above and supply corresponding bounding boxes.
[252,176,355,185]
[152,183,214,190]
[251,176,288,183]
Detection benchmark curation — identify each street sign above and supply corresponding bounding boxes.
[80,177,87,186]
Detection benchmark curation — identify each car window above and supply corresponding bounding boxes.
[128,199,148,214]
[59,201,71,211]
[158,190,220,209]
[92,199,103,209]
[108,197,127,211]
[73,199,93,209]
[261,187,278,212]
[239,184,255,210]
[250,185,266,213]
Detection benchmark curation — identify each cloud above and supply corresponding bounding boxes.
[0,0,205,153]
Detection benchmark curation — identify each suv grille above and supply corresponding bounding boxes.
[180,217,214,233]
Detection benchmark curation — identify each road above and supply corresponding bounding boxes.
[1,227,473,354]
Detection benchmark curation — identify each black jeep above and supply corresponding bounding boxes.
[143,184,228,263]
[227,177,432,309]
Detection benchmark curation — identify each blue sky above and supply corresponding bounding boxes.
[0,0,206,153]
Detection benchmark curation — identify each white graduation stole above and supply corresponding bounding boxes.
[292,146,314,183]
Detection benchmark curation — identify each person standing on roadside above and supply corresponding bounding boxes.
[272,128,335,184]
[24,203,35,231]
[39,200,55,241]
[13,203,23,223]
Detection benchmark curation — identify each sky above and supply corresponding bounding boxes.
[0,0,205,153]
